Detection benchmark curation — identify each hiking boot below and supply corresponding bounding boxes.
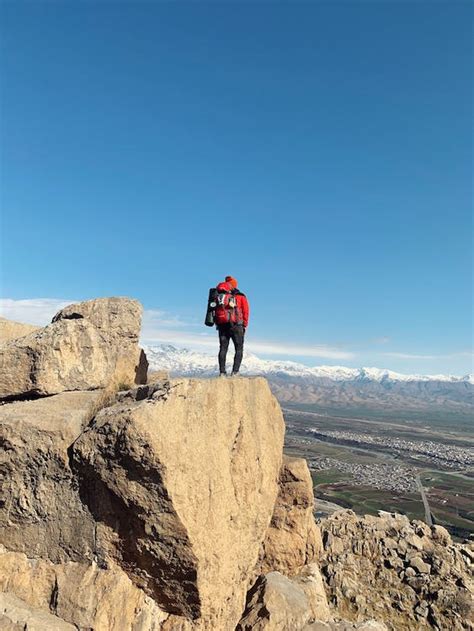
[219,372,227,377]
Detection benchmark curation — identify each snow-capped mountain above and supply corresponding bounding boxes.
[144,344,473,385]
[144,344,473,415]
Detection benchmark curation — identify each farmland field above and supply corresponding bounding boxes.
[283,403,474,541]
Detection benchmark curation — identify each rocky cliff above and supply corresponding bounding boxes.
[0,299,470,630]
[0,298,334,630]
[2,373,303,630]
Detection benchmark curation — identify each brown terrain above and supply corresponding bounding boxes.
[0,298,472,630]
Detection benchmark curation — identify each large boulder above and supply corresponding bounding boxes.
[0,297,147,400]
[258,456,323,577]
[72,377,285,630]
[237,564,330,630]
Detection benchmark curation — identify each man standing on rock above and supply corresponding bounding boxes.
[214,276,249,376]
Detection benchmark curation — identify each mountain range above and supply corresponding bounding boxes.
[144,344,474,416]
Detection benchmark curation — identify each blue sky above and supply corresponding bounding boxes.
[0,2,472,375]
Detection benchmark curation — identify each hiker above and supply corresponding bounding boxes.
[213,276,249,376]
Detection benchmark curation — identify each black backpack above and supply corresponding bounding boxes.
[204,287,218,326]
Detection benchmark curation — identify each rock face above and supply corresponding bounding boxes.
[0,391,101,563]
[319,510,474,631]
[0,549,167,630]
[72,377,286,629]
[0,591,76,631]
[258,456,322,577]
[0,298,147,400]
[0,317,39,343]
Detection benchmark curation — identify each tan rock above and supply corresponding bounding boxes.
[237,564,330,630]
[0,297,146,399]
[259,455,322,577]
[0,391,101,562]
[409,556,431,574]
[304,622,388,631]
[0,317,39,344]
[0,389,102,444]
[431,524,452,545]
[0,592,75,631]
[405,533,424,551]
[0,550,169,630]
[72,377,285,630]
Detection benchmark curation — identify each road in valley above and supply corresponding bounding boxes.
[416,473,433,526]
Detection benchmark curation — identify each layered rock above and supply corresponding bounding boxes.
[319,510,474,631]
[0,298,147,400]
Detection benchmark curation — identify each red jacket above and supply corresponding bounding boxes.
[216,282,250,328]
[235,290,249,328]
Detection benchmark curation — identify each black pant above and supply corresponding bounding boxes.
[217,324,245,374]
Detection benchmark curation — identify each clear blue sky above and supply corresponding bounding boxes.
[1,1,472,375]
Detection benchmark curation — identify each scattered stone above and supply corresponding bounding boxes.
[382,537,397,550]
[115,380,171,403]
[405,534,424,551]
[384,557,403,570]
[414,601,429,618]
[409,557,431,574]
[303,620,388,630]
[413,521,431,538]
[319,510,473,630]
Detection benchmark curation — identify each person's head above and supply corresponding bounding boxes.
[225,275,238,289]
